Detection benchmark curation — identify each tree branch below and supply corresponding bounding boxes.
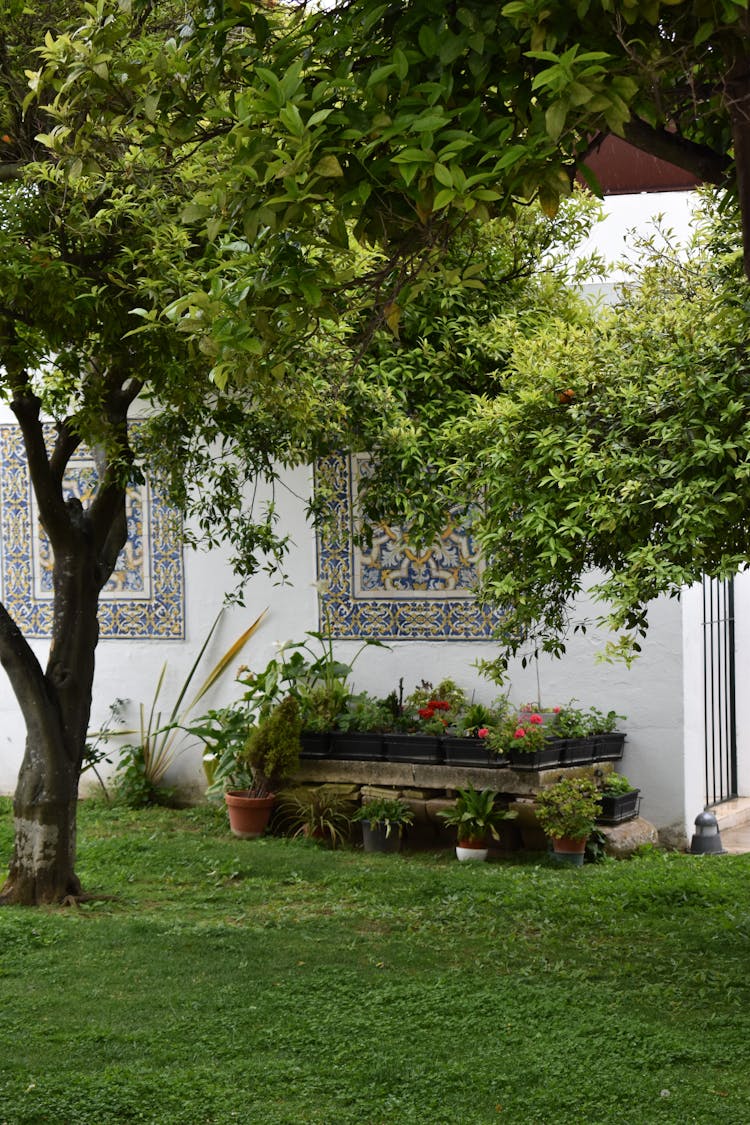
[620,118,730,186]
[49,419,82,488]
[0,601,54,737]
[8,374,69,544]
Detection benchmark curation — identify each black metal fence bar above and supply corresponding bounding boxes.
[702,577,738,807]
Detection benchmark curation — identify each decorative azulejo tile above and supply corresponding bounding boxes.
[0,424,184,639]
[315,453,503,641]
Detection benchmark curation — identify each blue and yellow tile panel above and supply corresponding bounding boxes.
[315,453,502,641]
[0,424,184,639]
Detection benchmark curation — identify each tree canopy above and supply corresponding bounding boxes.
[21,0,747,395]
[351,195,750,671]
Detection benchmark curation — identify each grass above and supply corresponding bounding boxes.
[1,798,750,1124]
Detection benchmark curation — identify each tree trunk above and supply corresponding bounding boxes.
[1,522,121,905]
[2,736,81,906]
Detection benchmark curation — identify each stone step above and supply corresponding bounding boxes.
[710,796,750,831]
[717,823,750,855]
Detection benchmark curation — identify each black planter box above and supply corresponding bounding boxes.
[593,733,626,762]
[299,732,331,759]
[383,734,444,765]
[596,788,640,825]
[442,737,508,768]
[328,732,385,761]
[508,741,566,771]
[562,736,596,766]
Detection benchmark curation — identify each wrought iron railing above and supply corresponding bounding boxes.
[702,577,737,807]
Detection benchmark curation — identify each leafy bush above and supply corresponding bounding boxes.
[599,772,636,796]
[276,786,356,847]
[245,696,302,795]
[535,777,600,840]
[112,744,175,809]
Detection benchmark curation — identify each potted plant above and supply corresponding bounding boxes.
[382,679,465,764]
[353,797,414,853]
[442,699,510,767]
[596,772,640,824]
[535,777,600,865]
[276,785,356,847]
[223,696,302,838]
[550,703,596,765]
[236,625,387,758]
[488,709,565,770]
[438,784,516,862]
[588,707,627,762]
[328,691,392,760]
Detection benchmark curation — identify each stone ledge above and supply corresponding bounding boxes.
[294,759,613,794]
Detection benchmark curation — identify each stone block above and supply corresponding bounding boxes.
[600,816,658,858]
[402,798,429,825]
[359,785,401,803]
[425,797,457,823]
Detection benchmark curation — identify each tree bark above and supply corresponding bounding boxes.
[0,541,104,905]
[0,401,130,905]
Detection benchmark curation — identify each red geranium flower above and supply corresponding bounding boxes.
[529,713,543,725]
[513,727,526,739]
[477,727,489,739]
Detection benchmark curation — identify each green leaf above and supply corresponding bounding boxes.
[313,154,344,177]
[433,162,454,187]
[545,102,567,142]
[433,188,456,210]
[279,104,305,137]
[418,25,439,57]
[367,63,397,87]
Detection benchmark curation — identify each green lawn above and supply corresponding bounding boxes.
[1,797,749,1125]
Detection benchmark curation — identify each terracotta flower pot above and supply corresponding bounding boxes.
[224,791,275,839]
[550,834,587,866]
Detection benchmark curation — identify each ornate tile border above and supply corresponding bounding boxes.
[0,424,185,639]
[315,453,502,641]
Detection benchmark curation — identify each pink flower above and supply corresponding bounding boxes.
[553,706,561,713]
[477,727,489,739]
[513,727,526,739]
[529,713,543,725]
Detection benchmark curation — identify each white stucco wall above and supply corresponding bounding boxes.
[0,442,685,830]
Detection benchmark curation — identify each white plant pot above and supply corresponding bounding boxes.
[456,845,488,862]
